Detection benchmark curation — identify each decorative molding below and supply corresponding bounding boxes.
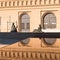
[40,10,58,12]
[0,0,59,8]
[0,49,59,60]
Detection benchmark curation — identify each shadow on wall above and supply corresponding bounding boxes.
[0,39,21,44]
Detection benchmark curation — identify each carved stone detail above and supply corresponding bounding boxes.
[0,49,59,60]
[0,0,59,7]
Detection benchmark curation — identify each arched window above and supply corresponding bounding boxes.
[21,13,30,32]
[43,13,56,29]
[19,13,30,45]
[42,13,56,45]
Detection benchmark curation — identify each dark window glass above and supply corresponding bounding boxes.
[9,2,11,6]
[5,2,7,6]
[22,1,23,5]
[9,52,11,57]
[1,2,3,6]
[43,13,56,29]
[44,38,56,45]
[13,1,15,6]
[5,52,7,56]
[26,1,28,5]
[21,23,25,29]
[21,14,30,32]
[30,1,32,5]
[17,1,19,6]
[26,23,30,29]
[1,52,3,56]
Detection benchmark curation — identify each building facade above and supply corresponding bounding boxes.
[0,0,60,60]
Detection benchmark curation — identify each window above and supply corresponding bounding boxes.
[21,23,25,29]
[13,1,15,6]
[44,38,56,45]
[21,13,30,32]
[43,13,56,29]
[20,38,30,45]
[13,52,15,57]
[19,13,30,45]
[9,52,11,57]
[9,2,11,6]
[17,1,19,6]
[17,52,19,57]
[21,1,23,5]
[43,13,56,45]
[39,0,42,4]
[44,0,46,4]
[30,1,32,5]
[1,2,3,6]
[5,2,7,6]
[1,52,3,56]
[26,1,28,5]
[5,52,7,56]
[35,0,37,5]
[26,23,30,29]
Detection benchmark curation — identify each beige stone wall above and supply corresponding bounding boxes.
[0,6,60,32]
[0,0,60,32]
[0,10,18,32]
[0,0,60,48]
[0,0,60,60]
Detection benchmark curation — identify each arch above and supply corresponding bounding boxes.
[19,13,30,45]
[20,13,30,32]
[41,12,56,45]
[41,12,56,29]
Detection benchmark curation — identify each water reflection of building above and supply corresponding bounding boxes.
[0,0,60,60]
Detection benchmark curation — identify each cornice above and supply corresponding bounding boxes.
[0,0,59,8]
[0,48,60,59]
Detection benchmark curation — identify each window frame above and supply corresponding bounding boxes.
[43,13,56,29]
[20,13,30,32]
